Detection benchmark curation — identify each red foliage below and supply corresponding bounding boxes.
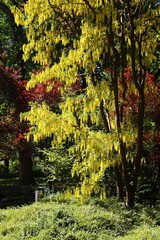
[145,72,160,124]
[0,63,63,146]
[120,68,160,164]
[119,68,160,119]
[17,79,61,109]
[143,131,160,164]
[71,78,81,92]
[1,63,83,145]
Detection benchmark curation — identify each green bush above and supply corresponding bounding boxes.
[117,226,160,240]
[0,198,160,239]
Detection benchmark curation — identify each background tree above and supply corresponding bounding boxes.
[13,0,160,206]
[0,92,16,178]
[0,0,27,74]
[0,61,35,184]
[0,0,41,184]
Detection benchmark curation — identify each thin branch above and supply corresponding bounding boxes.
[47,0,79,38]
[82,0,96,14]
[126,0,140,91]
[100,100,110,133]
[144,15,160,22]
[133,0,142,16]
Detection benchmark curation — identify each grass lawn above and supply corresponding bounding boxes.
[0,195,160,240]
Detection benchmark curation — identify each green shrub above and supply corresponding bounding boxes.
[0,198,160,239]
[116,225,160,240]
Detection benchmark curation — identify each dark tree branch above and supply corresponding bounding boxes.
[126,0,140,91]
[133,0,142,16]
[0,1,15,24]
[100,100,110,133]
[82,0,96,14]
[47,0,79,38]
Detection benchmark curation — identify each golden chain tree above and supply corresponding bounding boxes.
[12,0,160,207]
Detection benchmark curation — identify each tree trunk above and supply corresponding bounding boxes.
[18,141,35,185]
[3,158,9,178]
[125,184,135,208]
[114,164,123,201]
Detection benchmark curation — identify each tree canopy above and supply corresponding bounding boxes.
[12,0,160,207]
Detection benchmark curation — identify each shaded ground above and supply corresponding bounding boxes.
[0,178,77,208]
[0,178,46,208]
[0,184,36,208]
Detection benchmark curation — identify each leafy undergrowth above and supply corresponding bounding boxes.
[0,195,160,240]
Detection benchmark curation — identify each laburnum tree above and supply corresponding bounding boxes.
[13,0,160,207]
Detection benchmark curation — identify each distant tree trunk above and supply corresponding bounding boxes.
[3,157,9,178]
[18,141,35,185]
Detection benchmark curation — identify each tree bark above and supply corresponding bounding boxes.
[18,141,35,185]
[100,100,111,132]
[125,184,135,208]
[3,158,9,178]
[114,164,123,201]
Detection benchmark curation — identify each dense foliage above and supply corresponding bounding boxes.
[11,0,160,207]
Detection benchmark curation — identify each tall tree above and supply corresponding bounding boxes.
[13,0,160,206]
[0,0,37,184]
[0,61,36,184]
